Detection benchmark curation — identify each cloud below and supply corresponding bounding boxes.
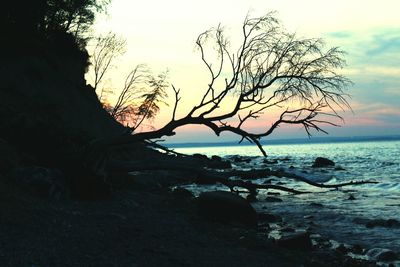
[345,101,400,127]
[326,28,400,120]
[326,28,400,68]
[366,30,400,56]
[385,88,400,96]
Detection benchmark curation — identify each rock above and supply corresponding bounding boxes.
[231,156,252,163]
[309,202,323,207]
[264,196,283,202]
[336,244,348,254]
[366,219,400,228]
[192,154,232,169]
[207,159,232,169]
[263,179,274,184]
[197,191,257,227]
[267,192,280,196]
[211,155,222,161]
[353,217,368,225]
[367,248,398,261]
[171,187,193,199]
[281,227,295,233]
[386,219,400,227]
[10,166,68,200]
[263,159,278,164]
[277,232,313,251]
[351,244,364,254]
[246,193,258,202]
[335,166,346,171]
[258,213,282,223]
[192,153,209,161]
[348,195,356,200]
[312,157,335,168]
[69,166,111,201]
[378,250,397,261]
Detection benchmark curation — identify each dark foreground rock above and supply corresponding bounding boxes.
[367,248,398,261]
[197,191,258,227]
[192,154,232,169]
[8,166,68,200]
[277,232,313,251]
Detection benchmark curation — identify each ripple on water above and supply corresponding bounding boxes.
[174,140,400,253]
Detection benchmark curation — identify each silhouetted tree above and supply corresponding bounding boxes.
[132,71,169,130]
[100,65,169,130]
[107,65,149,126]
[43,0,109,35]
[89,32,127,93]
[1,0,110,48]
[99,13,351,157]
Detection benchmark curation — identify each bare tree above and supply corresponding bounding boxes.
[83,13,374,197]
[109,65,148,126]
[133,71,169,130]
[89,32,126,94]
[129,12,351,156]
[97,64,169,130]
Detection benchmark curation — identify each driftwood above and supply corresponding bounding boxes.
[106,155,377,195]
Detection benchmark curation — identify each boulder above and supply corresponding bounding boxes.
[264,196,283,202]
[231,156,252,163]
[9,166,68,200]
[197,191,257,227]
[192,154,232,169]
[207,159,232,169]
[312,157,335,168]
[263,159,278,164]
[367,248,398,261]
[211,155,222,161]
[366,219,400,228]
[348,195,356,200]
[277,231,313,251]
[192,153,209,161]
[68,166,111,201]
[258,213,282,222]
[171,187,194,199]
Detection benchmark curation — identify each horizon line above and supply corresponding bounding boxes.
[164,134,400,148]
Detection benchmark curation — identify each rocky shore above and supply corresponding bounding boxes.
[0,155,382,267]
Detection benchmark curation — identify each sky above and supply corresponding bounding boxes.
[90,0,400,143]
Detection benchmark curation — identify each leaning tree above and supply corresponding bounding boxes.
[81,13,378,197]
[98,12,351,158]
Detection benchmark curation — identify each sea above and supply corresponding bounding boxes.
[168,136,400,259]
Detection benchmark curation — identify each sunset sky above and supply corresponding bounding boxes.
[90,0,400,143]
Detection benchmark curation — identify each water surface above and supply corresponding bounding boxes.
[174,140,400,253]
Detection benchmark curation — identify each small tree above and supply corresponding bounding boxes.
[107,67,169,130]
[89,32,127,94]
[129,12,351,156]
[133,71,169,130]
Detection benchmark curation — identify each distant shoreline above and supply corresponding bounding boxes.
[165,135,400,148]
